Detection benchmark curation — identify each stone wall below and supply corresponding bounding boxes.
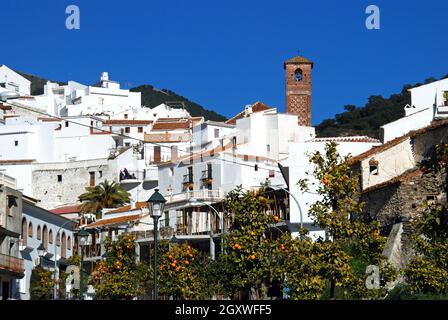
[361,169,446,261]
[32,160,118,210]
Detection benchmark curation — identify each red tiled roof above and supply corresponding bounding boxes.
[0,104,12,111]
[152,121,190,130]
[312,136,380,143]
[225,101,273,125]
[104,119,152,125]
[105,201,148,214]
[38,117,61,122]
[351,120,448,163]
[83,213,142,229]
[50,205,81,215]
[0,159,36,164]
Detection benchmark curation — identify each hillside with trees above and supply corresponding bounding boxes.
[315,75,448,139]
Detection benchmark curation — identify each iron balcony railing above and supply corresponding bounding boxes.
[201,170,212,181]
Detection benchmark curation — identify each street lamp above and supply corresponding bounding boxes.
[189,198,223,260]
[147,188,166,301]
[37,242,45,267]
[77,228,90,300]
[53,218,77,300]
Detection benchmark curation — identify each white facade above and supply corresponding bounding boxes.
[19,198,75,300]
[0,65,31,95]
[381,78,448,142]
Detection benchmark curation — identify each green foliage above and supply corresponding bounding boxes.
[90,233,149,300]
[131,85,226,122]
[315,76,447,138]
[405,143,448,295]
[78,179,131,217]
[299,142,396,299]
[30,266,53,300]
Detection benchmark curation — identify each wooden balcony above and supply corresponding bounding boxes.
[0,253,24,276]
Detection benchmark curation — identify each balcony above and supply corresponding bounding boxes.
[0,253,24,276]
[182,174,194,187]
[119,169,158,184]
[165,189,223,209]
[201,170,212,184]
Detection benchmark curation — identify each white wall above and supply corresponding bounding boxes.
[0,65,31,95]
[285,141,379,234]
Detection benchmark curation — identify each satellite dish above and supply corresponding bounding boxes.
[0,91,20,102]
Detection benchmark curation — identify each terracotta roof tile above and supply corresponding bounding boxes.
[83,213,142,229]
[225,101,273,125]
[50,205,81,215]
[0,159,36,164]
[351,120,448,163]
[105,119,152,125]
[152,121,190,130]
[105,201,148,214]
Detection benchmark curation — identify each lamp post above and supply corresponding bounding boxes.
[37,242,46,267]
[147,189,166,301]
[269,185,303,230]
[189,198,223,260]
[53,219,76,300]
[77,228,90,300]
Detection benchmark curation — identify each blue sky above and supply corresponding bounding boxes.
[1,0,447,124]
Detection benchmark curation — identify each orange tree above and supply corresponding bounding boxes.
[30,266,54,300]
[214,186,280,299]
[157,242,213,299]
[403,143,448,295]
[298,142,396,299]
[90,233,148,299]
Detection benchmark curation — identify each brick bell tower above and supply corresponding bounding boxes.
[284,56,313,126]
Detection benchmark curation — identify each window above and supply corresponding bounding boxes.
[232,137,237,147]
[124,114,128,119]
[138,127,143,133]
[164,212,170,227]
[99,171,103,178]
[67,236,72,251]
[6,195,17,217]
[294,68,303,81]
[43,225,48,250]
[254,164,259,171]
[57,175,62,182]
[56,233,61,247]
[369,158,379,175]
[37,225,41,240]
[125,127,130,133]
[125,142,130,147]
[28,222,33,238]
[14,140,18,146]
[65,121,69,127]
[369,165,379,175]
[214,128,220,138]
[21,218,27,242]
[49,229,53,244]
[89,172,95,187]
[169,167,174,176]
[61,232,67,258]
[267,144,271,152]
[269,170,275,178]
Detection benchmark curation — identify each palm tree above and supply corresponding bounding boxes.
[78,179,131,218]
